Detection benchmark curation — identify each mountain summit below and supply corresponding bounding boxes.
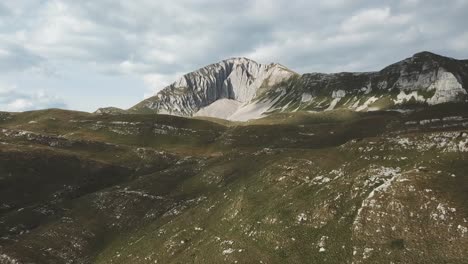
[98,52,468,121]
[129,57,296,120]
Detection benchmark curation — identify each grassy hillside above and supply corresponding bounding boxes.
[0,105,467,263]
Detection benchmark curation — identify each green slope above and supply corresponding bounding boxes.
[0,105,467,263]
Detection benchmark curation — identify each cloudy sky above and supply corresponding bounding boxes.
[0,0,467,112]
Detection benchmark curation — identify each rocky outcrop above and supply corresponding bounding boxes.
[94,107,127,115]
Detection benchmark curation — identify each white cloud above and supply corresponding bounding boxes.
[0,0,466,110]
[142,72,184,98]
[341,7,411,33]
[0,84,66,112]
[449,32,468,51]
[7,98,33,111]
[0,48,10,57]
[0,40,44,72]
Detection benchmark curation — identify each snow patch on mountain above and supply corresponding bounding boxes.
[356,96,379,111]
[332,90,346,98]
[394,91,425,104]
[325,98,341,111]
[301,93,313,103]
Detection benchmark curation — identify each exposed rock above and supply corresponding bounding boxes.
[127,51,468,121]
[94,107,127,115]
[130,57,296,118]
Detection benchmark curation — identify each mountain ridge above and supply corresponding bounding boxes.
[96,51,468,120]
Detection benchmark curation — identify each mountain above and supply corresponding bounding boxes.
[263,51,468,113]
[2,53,468,264]
[117,52,468,121]
[127,57,296,121]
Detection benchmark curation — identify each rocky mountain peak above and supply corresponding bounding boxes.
[222,56,257,64]
[223,57,288,70]
[412,51,441,58]
[130,57,296,116]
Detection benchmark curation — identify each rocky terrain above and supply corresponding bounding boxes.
[0,103,468,263]
[1,52,468,263]
[98,52,468,121]
[128,57,296,120]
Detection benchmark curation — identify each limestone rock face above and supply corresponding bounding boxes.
[130,58,295,117]
[426,71,466,105]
